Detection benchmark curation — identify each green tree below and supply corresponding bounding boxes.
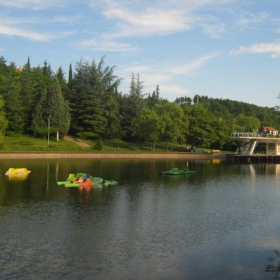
[119,94,135,140]
[0,95,8,139]
[2,74,24,134]
[56,66,68,97]
[132,107,164,151]
[120,72,145,140]
[70,59,107,139]
[43,60,52,78]
[31,88,49,136]
[103,96,122,139]
[19,58,39,133]
[97,56,122,139]
[210,118,231,149]
[68,64,73,90]
[32,79,70,139]
[155,102,187,150]
[146,85,161,108]
[174,96,192,106]
[233,114,260,132]
[184,104,215,150]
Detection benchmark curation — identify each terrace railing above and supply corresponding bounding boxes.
[231,132,279,138]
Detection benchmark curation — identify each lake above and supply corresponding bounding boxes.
[0,158,280,280]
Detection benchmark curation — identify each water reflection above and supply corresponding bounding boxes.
[266,250,280,279]
[0,159,280,279]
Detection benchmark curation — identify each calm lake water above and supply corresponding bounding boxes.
[0,158,280,280]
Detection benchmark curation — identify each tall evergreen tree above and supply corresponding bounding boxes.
[68,64,73,89]
[0,95,8,139]
[147,85,161,108]
[103,96,122,139]
[70,59,106,138]
[56,66,67,96]
[26,56,31,72]
[32,79,70,139]
[56,66,64,81]
[2,74,24,134]
[120,72,145,140]
[135,73,143,98]
[97,56,122,139]
[70,57,122,139]
[129,72,136,97]
[155,84,160,100]
[31,88,48,136]
[19,58,36,133]
[43,60,52,77]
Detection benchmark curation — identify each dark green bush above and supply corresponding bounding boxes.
[95,139,103,150]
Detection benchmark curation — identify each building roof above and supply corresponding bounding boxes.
[263,126,278,131]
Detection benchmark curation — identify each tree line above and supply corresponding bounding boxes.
[0,55,279,151]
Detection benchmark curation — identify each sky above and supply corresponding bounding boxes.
[1,0,280,108]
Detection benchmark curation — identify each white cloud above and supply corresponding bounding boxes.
[118,54,215,97]
[78,38,139,52]
[237,12,269,28]
[103,8,193,38]
[0,0,70,10]
[122,65,152,74]
[139,73,171,86]
[96,0,236,40]
[0,48,4,52]
[0,25,54,41]
[229,43,280,58]
[170,54,218,75]
[159,84,189,99]
[201,22,226,38]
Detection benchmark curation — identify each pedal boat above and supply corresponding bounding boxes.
[57,173,87,185]
[5,168,31,176]
[162,167,196,175]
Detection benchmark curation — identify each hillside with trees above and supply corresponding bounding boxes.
[0,55,279,151]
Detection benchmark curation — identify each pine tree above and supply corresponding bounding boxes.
[56,66,64,81]
[26,56,31,72]
[2,74,24,134]
[19,58,35,133]
[32,79,70,139]
[68,64,73,89]
[43,60,52,77]
[31,88,48,136]
[0,95,8,140]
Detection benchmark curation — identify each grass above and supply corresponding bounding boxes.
[0,135,227,153]
[0,135,185,153]
[0,135,91,152]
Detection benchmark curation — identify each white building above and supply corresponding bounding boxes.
[232,128,280,155]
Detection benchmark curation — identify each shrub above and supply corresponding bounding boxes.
[95,139,103,150]
[129,146,139,150]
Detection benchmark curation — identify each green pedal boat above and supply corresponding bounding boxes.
[162,168,196,175]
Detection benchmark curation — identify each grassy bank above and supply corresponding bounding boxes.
[0,135,226,154]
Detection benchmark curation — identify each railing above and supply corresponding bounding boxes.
[231,132,279,138]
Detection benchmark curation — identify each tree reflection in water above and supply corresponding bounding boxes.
[266,250,280,279]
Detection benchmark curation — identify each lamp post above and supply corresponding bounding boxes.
[48,115,52,145]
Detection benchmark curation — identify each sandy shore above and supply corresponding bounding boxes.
[0,152,227,159]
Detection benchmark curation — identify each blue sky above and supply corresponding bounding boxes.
[1,0,280,108]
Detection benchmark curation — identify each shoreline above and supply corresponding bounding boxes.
[0,152,227,159]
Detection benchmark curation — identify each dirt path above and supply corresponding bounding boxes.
[64,136,92,148]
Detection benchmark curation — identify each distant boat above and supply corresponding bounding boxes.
[162,167,196,175]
